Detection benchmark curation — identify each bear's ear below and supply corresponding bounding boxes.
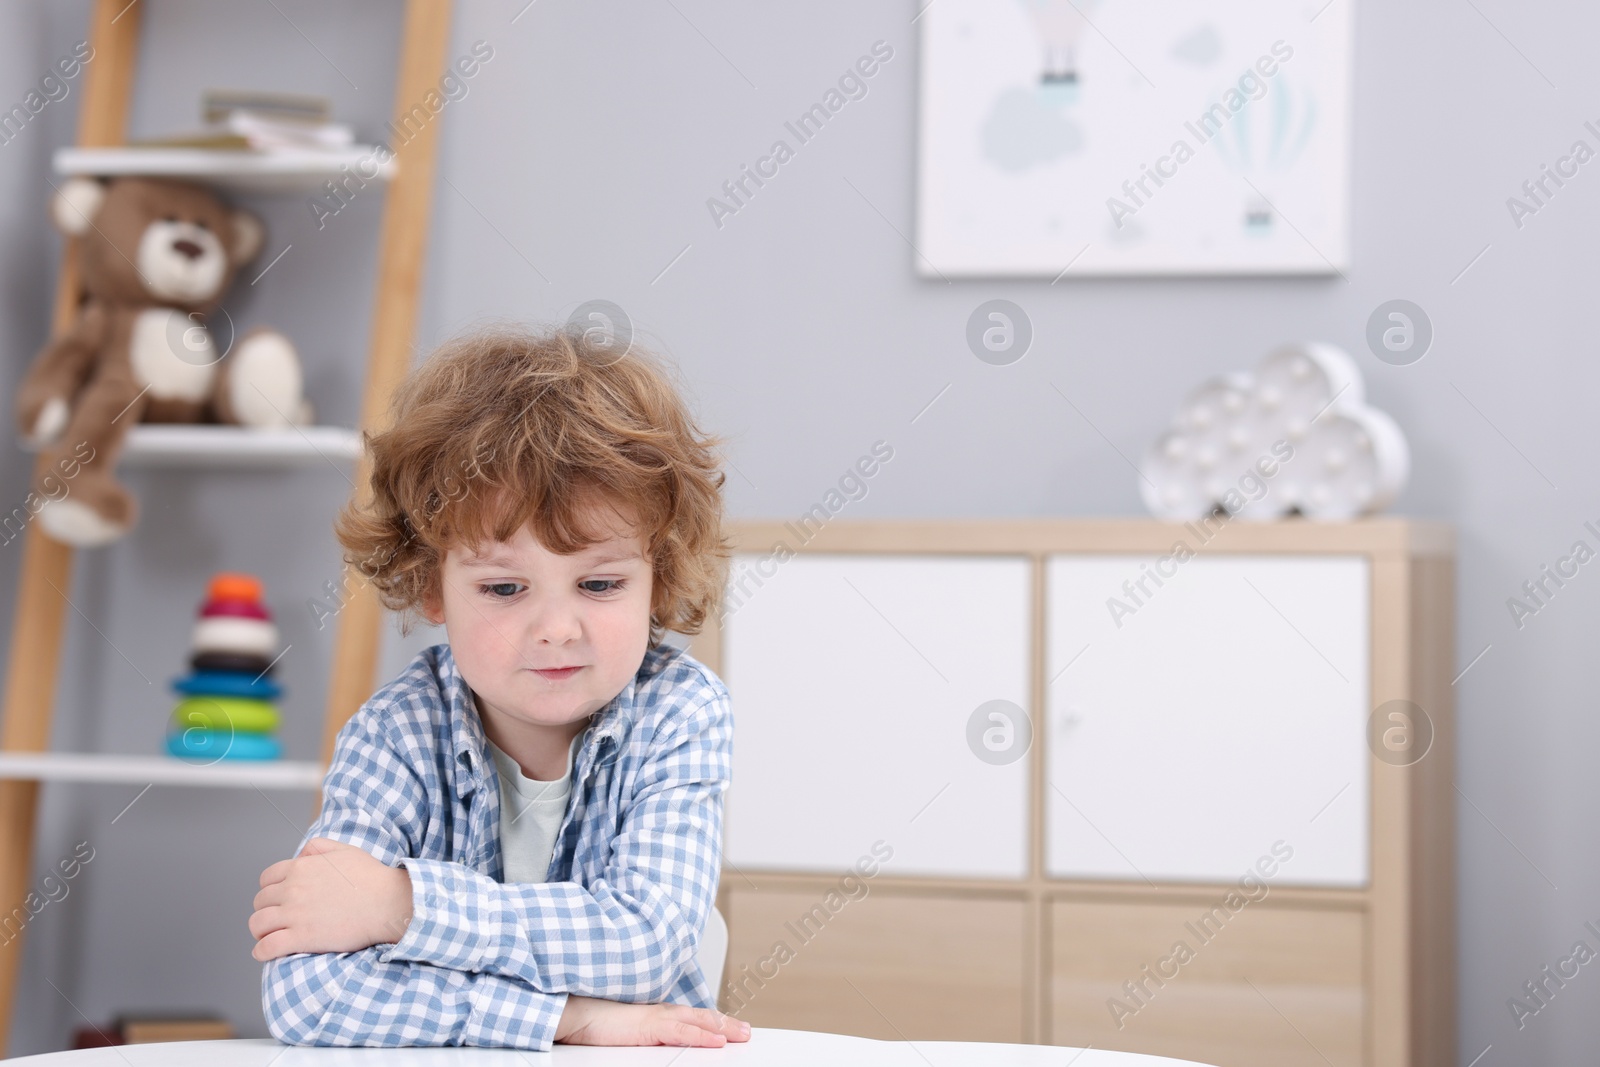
[50,178,106,236]
[229,209,264,264]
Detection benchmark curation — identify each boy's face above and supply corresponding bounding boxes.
[422,500,654,736]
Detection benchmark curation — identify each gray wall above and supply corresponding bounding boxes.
[1,0,1594,1062]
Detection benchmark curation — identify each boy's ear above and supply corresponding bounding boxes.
[420,589,444,626]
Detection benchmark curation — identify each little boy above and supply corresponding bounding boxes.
[248,324,747,1051]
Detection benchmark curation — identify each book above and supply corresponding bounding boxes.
[69,1012,234,1048]
[121,132,255,150]
[202,89,330,125]
[125,87,352,153]
[121,1016,234,1043]
[127,110,354,153]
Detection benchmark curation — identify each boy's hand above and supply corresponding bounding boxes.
[249,837,414,961]
[556,995,751,1047]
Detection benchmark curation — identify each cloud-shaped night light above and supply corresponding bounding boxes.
[1140,342,1409,521]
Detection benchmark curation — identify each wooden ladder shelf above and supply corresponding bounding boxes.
[0,0,455,1050]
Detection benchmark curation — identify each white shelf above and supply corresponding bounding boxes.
[118,424,363,467]
[54,145,396,195]
[0,752,325,790]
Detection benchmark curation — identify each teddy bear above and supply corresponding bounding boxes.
[14,176,315,547]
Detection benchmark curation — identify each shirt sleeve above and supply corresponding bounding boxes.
[262,947,566,1049]
[259,706,568,1049]
[379,683,732,1003]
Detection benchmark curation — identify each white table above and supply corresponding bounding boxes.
[10,1029,1218,1066]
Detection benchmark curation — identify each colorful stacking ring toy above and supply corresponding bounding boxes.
[165,730,281,761]
[165,573,287,763]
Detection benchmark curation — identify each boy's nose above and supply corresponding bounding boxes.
[521,604,583,645]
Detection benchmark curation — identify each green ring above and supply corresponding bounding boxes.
[171,695,280,734]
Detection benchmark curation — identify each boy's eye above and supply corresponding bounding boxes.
[478,580,623,599]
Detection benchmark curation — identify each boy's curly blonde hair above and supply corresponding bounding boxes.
[335,322,731,648]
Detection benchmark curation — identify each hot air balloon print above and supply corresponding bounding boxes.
[1202,69,1318,235]
[1014,0,1103,97]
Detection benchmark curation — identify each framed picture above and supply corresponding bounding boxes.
[915,0,1352,277]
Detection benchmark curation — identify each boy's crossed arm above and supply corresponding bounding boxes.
[252,700,726,999]
[251,695,743,1049]
[259,927,741,1050]
[250,777,719,1001]
[251,835,414,956]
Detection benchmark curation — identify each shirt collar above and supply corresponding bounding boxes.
[434,643,644,799]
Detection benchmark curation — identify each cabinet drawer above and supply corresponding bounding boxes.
[1049,897,1364,1066]
[723,884,1028,1042]
[1046,554,1370,886]
[722,553,1032,878]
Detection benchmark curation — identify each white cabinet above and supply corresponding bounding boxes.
[721,552,1031,878]
[706,520,1454,1063]
[1045,554,1370,886]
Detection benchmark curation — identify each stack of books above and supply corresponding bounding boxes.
[126,89,352,152]
[71,1012,233,1047]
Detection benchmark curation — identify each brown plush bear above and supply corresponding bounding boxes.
[15,176,314,547]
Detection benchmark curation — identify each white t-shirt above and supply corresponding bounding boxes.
[484,729,583,884]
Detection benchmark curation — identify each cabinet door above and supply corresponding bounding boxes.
[1046,555,1369,886]
[722,553,1031,878]
[724,884,1029,1042]
[1049,898,1364,1066]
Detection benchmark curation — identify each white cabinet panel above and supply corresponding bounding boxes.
[1046,554,1369,887]
[723,553,1031,878]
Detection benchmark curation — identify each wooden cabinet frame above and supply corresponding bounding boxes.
[691,518,1454,1067]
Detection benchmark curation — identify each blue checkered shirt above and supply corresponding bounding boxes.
[260,640,732,1050]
